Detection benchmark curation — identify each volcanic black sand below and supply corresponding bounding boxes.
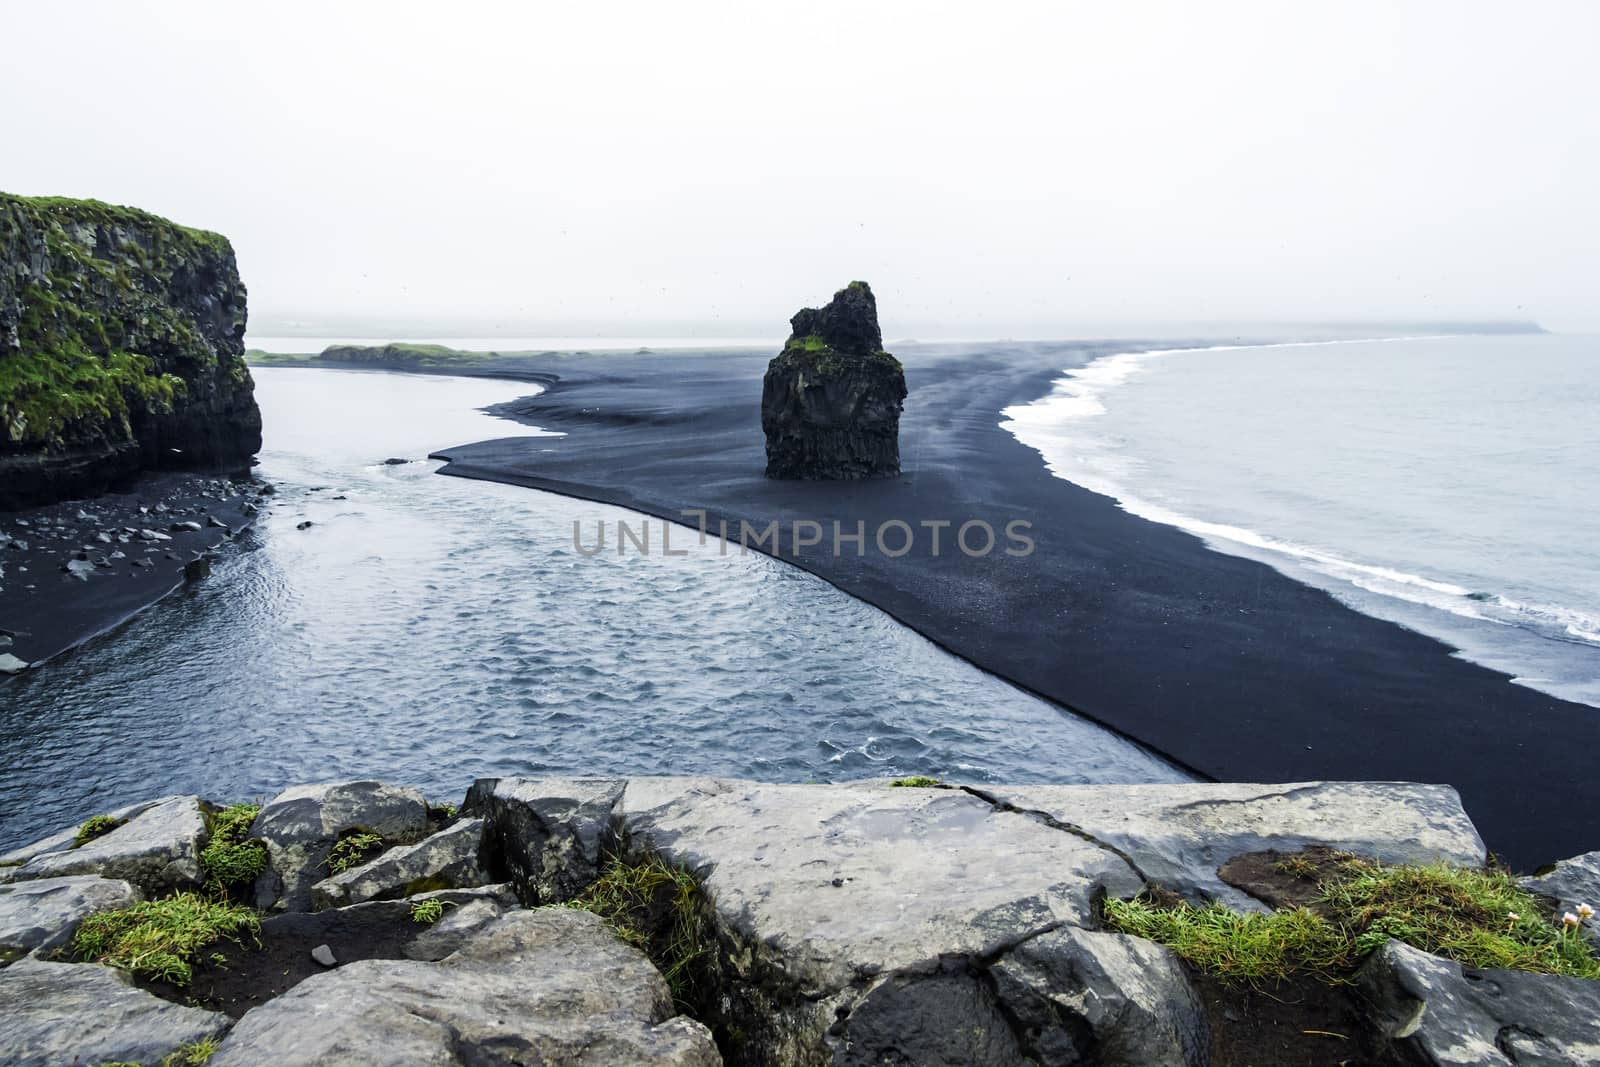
[0,472,263,667]
[273,342,1592,871]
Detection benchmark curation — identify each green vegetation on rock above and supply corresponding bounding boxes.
[889,776,942,788]
[70,893,260,986]
[326,830,384,874]
[159,1037,221,1067]
[199,803,267,894]
[72,814,123,848]
[410,898,453,924]
[1105,857,1600,984]
[247,342,499,368]
[563,854,711,1007]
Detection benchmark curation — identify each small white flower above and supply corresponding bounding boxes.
[1562,911,1581,928]
[1506,911,1520,922]
[1578,903,1595,921]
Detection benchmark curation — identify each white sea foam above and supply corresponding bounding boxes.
[999,339,1600,660]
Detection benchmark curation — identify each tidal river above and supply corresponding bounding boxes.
[0,366,1183,848]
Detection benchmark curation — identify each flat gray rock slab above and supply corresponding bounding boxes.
[0,958,229,1067]
[619,778,1144,997]
[0,796,168,867]
[0,875,139,965]
[1522,851,1600,947]
[981,781,1487,908]
[310,817,487,910]
[210,907,719,1066]
[1359,939,1600,1066]
[6,795,208,895]
[249,779,428,912]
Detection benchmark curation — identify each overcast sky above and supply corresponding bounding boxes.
[9,1,1598,336]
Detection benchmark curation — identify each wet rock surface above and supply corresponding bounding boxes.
[761,281,906,479]
[978,781,1487,910]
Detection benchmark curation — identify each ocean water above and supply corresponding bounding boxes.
[0,366,1183,849]
[1002,333,1600,706]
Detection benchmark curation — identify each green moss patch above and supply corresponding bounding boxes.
[200,803,267,895]
[0,192,240,452]
[70,893,260,986]
[73,814,124,848]
[889,776,942,788]
[326,829,384,875]
[1105,858,1600,984]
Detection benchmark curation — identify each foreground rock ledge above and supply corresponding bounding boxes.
[4,776,1596,1067]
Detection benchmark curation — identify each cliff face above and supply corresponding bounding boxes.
[761,281,906,479]
[0,195,262,508]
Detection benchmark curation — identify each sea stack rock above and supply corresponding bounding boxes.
[0,195,263,508]
[761,281,906,479]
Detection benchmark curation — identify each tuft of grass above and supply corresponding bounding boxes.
[410,898,455,924]
[70,894,259,986]
[889,776,942,788]
[326,830,384,875]
[1273,855,1322,880]
[200,803,267,895]
[564,854,711,1008]
[73,815,123,848]
[426,800,459,820]
[1106,859,1600,985]
[160,1036,221,1066]
[1105,897,1352,982]
[1322,861,1600,978]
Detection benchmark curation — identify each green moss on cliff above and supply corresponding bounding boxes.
[0,192,244,454]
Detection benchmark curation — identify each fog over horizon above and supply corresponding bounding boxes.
[9,1,1598,336]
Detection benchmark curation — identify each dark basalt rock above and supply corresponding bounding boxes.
[761,281,906,479]
[0,195,263,509]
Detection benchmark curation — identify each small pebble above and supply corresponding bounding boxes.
[311,944,337,967]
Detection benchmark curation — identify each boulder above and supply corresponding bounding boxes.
[761,281,907,480]
[6,795,209,895]
[249,780,429,912]
[0,875,139,965]
[310,817,488,910]
[978,781,1487,909]
[208,908,719,1066]
[403,885,521,961]
[1522,851,1600,947]
[468,776,625,904]
[0,958,230,1066]
[989,927,1209,1066]
[617,777,1145,1063]
[1358,939,1600,1066]
[0,652,27,675]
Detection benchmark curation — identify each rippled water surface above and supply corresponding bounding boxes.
[0,367,1181,848]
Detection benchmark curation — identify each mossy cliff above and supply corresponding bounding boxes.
[761,281,906,480]
[0,194,262,508]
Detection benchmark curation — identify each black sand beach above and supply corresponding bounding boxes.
[410,341,1597,871]
[0,473,260,666]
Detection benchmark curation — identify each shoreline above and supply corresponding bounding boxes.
[378,342,1599,870]
[0,472,266,670]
